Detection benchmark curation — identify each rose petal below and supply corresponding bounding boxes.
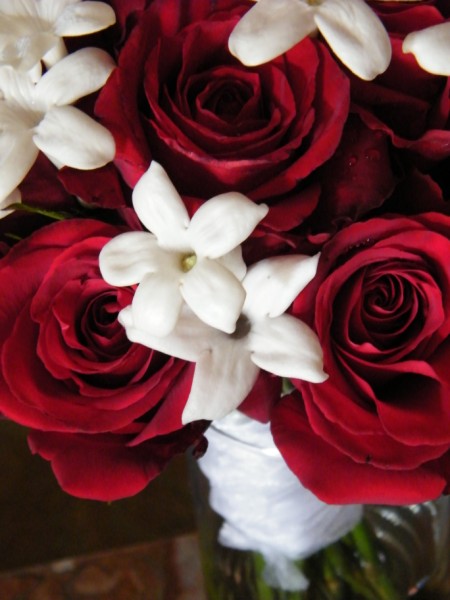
[272,394,447,504]
[28,427,198,502]
[377,374,450,446]
[34,105,115,169]
[130,364,196,443]
[228,0,316,66]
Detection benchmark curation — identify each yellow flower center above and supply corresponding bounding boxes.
[181,253,197,272]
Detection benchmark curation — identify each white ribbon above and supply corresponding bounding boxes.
[199,411,363,591]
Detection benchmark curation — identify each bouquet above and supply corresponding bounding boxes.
[1,0,450,597]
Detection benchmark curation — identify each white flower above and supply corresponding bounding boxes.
[119,254,328,424]
[0,47,116,204]
[403,22,450,76]
[0,0,116,72]
[100,161,269,337]
[228,0,392,80]
[0,188,20,219]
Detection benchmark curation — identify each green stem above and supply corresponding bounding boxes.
[348,522,403,600]
[8,203,70,221]
[323,544,380,600]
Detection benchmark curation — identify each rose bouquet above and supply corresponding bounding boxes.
[1,0,450,597]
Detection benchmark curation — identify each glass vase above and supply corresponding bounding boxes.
[190,413,450,600]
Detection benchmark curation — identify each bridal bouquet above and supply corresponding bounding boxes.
[1,0,450,595]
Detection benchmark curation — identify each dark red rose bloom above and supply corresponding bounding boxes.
[96,0,349,231]
[301,115,397,246]
[352,3,450,162]
[0,219,206,500]
[58,163,128,209]
[19,155,77,212]
[272,213,450,504]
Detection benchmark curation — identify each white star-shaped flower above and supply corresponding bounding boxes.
[403,22,450,76]
[119,253,328,424]
[228,0,392,81]
[0,47,116,204]
[0,0,116,73]
[100,161,269,338]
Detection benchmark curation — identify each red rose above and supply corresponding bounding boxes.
[272,213,450,504]
[19,155,76,212]
[0,219,205,500]
[302,114,397,245]
[96,0,349,231]
[58,163,128,209]
[352,3,450,161]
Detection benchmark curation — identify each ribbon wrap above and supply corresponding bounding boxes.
[199,411,363,591]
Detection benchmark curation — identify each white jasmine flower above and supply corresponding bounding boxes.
[100,161,269,337]
[119,254,327,424]
[0,0,116,72]
[403,22,450,76]
[0,188,20,219]
[228,0,392,81]
[0,47,115,204]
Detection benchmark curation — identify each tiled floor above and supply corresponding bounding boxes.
[0,421,197,572]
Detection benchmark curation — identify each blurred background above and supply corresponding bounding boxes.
[0,420,196,572]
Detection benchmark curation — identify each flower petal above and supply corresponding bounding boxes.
[181,258,245,333]
[216,246,247,281]
[99,231,166,286]
[0,65,35,106]
[0,31,56,71]
[189,192,268,258]
[249,314,327,383]
[41,38,68,69]
[119,304,218,362]
[228,0,316,66]
[131,271,183,337]
[34,105,115,169]
[182,340,259,423]
[0,187,21,218]
[132,161,190,250]
[403,23,450,76]
[54,1,116,36]
[315,0,391,80]
[35,47,115,107]
[0,0,38,17]
[0,126,38,201]
[243,254,320,320]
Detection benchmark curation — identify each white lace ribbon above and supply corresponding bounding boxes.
[198,411,363,591]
